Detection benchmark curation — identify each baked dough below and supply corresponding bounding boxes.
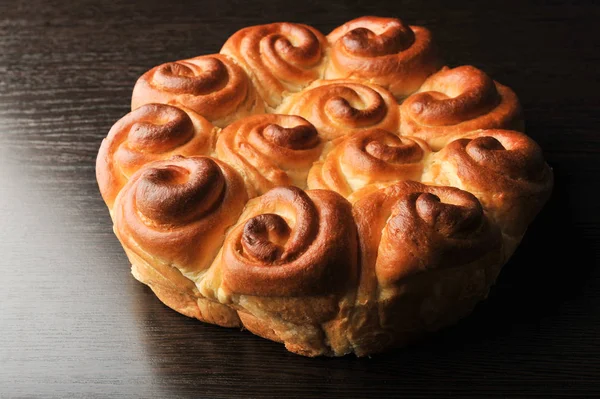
[96,16,552,356]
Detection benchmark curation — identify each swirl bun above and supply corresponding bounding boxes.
[425,129,553,238]
[349,181,503,354]
[216,114,323,196]
[201,186,358,356]
[96,103,216,208]
[278,79,400,140]
[400,65,523,150]
[326,16,440,99]
[131,54,264,127]
[307,129,430,197]
[113,156,247,325]
[221,22,327,108]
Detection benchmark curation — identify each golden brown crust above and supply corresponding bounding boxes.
[216,114,323,196]
[401,65,523,150]
[349,181,504,354]
[219,186,357,297]
[96,17,554,357]
[326,16,441,99]
[307,128,430,197]
[96,103,216,208]
[199,186,358,356]
[424,129,553,237]
[113,155,247,275]
[221,22,327,108]
[131,54,264,127]
[352,181,502,287]
[277,79,400,140]
[129,248,241,327]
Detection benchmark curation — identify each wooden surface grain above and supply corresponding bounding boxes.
[1,0,599,397]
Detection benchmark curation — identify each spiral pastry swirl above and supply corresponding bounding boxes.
[400,65,523,150]
[353,181,502,287]
[326,16,440,99]
[215,114,323,196]
[348,181,503,354]
[278,79,400,140]
[114,156,247,275]
[307,129,429,197]
[96,103,216,208]
[221,22,327,108]
[214,186,357,297]
[131,54,264,127]
[425,129,553,236]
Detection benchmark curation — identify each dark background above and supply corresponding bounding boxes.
[1,0,599,397]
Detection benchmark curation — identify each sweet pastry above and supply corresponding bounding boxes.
[277,79,400,140]
[348,181,504,355]
[221,22,328,109]
[400,65,523,149]
[199,186,358,356]
[423,129,553,255]
[216,114,323,196]
[325,16,440,99]
[97,16,553,357]
[131,54,264,127]
[307,129,430,197]
[114,155,247,326]
[96,103,217,208]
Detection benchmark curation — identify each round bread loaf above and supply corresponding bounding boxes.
[97,16,552,357]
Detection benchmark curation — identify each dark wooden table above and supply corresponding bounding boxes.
[1,0,599,397]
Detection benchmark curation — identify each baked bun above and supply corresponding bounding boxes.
[401,65,523,149]
[97,16,552,357]
[96,103,216,208]
[424,129,553,245]
[349,181,503,354]
[221,22,327,108]
[278,79,400,140]
[200,186,358,356]
[326,16,440,99]
[216,114,323,196]
[113,155,247,326]
[131,54,264,127]
[307,129,430,197]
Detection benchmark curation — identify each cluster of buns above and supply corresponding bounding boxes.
[96,16,552,357]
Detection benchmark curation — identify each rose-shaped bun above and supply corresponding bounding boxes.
[200,186,358,356]
[216,114,323,196]
[278,79,400,140]
[349,181,503,355]
[96,103,216,208]
[401,65,523,150]
[221,22,327,108]
[425,129,553,240]
[326,16,440,99]
[307,129,430,197]
[113,155,247,326]
[131,54,264,127]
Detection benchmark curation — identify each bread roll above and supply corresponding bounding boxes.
[200,186,358,356]
[326,16,440,99]
[113,155,247,326]
[401,65,523,149]
[96,103,216,208]
[278,79,400,140]
[131,54,264,127]
[307,129,430,197]
[350,181,503,355]
[424,129,553,248]
[216,114,323,196]
[221,22,327,108]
